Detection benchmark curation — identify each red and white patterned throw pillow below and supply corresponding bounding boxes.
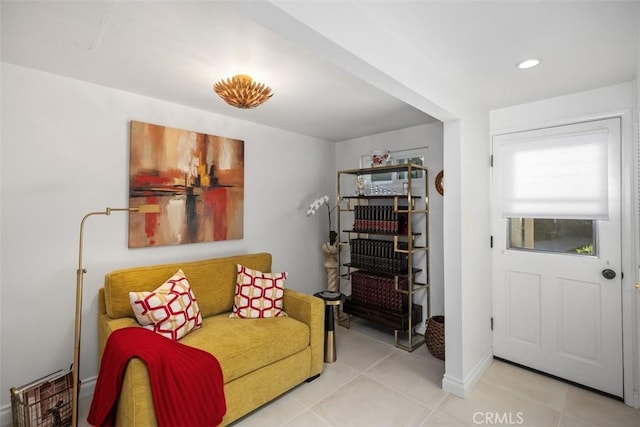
[129,269,202,340]
[230,265,288,318]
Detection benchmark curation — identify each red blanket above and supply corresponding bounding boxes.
[87,327,226,427]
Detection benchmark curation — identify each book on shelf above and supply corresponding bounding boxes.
[349,238,408,274]
[350,270,409,313]
[353,205,408,234]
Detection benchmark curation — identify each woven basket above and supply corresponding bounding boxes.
[425,315,445,360]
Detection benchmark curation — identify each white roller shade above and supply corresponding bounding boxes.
[500,129,609,219]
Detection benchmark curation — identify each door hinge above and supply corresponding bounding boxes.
[490,154,494,167]
[491,317,494,331]
[490,235,493,248]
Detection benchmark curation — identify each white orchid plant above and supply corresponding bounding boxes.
[307,195,338,245]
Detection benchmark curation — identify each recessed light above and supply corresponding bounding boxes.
[517,58,542,70]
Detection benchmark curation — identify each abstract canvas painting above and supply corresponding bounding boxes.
[129,120,244,248]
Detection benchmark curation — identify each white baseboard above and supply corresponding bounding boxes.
[1,376,96,427]
[79,375,97,400]
[629,390,639,410]
[441,372,467,397]
[442,350,493,398]
[0,403,11,427]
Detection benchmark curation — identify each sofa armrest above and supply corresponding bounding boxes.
[283,289,324,377]
[97,288,139,363]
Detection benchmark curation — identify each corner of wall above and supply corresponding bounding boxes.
[442,350,493,398]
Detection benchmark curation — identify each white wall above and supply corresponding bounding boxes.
[636,9,640,409]
[256,1,494,397]
[0,1,500,412]
[441,113,493,397]
[0,63,336,412]
[0,5,4,415]
[335,123,445,328]
[490,82,639,408]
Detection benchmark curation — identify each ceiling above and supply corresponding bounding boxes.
[2,1,639,142]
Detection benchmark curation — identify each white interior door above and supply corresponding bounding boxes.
[492,118,623,397]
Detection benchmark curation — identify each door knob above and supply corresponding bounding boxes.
[602,269,616,280]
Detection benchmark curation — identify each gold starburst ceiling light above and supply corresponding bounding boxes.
[213,74,273,109]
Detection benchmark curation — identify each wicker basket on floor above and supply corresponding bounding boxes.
[425,315,445,360]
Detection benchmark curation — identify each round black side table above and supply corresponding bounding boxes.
[314,291,344,363]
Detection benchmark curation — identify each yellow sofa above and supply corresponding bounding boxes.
[97,252,324,426]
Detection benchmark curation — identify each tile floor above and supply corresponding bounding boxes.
[79,318,639,426]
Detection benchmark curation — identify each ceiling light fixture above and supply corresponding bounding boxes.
[516,58,542,70]
[213,74,273,109]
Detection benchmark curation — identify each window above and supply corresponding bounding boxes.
[496,119,617,257]
[397,157,425,180]
[508,218,596,256]
[359,149,426,189]
[500,128,609,219]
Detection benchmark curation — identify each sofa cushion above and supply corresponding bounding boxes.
[104,253,272,319]
[180,313,310,383]
[129,269,202,340]
[230,265,287,319]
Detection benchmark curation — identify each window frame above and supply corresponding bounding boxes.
[359,148,427,189]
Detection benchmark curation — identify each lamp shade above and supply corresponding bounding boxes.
[213,74,273,109]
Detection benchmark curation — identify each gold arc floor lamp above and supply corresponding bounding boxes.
[72,205,159,427]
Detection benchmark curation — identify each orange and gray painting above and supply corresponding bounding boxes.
[129,120,244,247]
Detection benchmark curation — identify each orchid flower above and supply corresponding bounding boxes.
[307,195,338,245]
